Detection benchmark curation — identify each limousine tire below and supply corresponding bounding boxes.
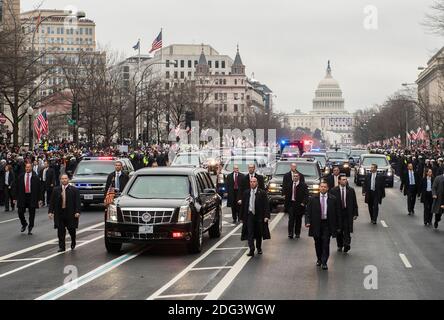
[187,220,203,254]
[209,207,222,238]
[105,237,122,254]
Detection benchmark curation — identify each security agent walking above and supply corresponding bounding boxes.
[104,161,129,196]
[362,164,385,224]
[241,177,271,257]
[283,171,308,239]
[3,164,15,212]
[226,165,244,224]
[305,181,341,270]
[49,174,81,252]
[282,162,306,187]
[239,164,266,197]
[402,163,421,216]
[420,168,434,226]
[40,160,56,207]
[330,174,358,253]
[15,163,42,235]
[432,172,444,229]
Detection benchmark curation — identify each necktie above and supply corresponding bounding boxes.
[25,173,30,193]
[341,187,346,209]
[293,182,297,201]
[371,174,375,191]
[234,173,238,189]
[62,186,66,209]
[249,190,255,215]
[320,195,325,219]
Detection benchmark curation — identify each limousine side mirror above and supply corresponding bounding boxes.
[129,171,135,177]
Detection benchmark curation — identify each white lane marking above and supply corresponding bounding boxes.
[399,253,412,268]
[156,292,210,299]
[205,212,285,300]
[190,266,232,271]
[381,220,388,228]
[89,228,104,231]
[0,218,19,224]
[214,247,249,251]
[147,223,243,300]
[0,222,104,262]
[224,214,232,218]
[222,221,236,227]
[0,258,43,262]
[35,246,146,300]
[0,235,103,279]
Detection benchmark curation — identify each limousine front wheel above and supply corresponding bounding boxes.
[187,220,203,254]
[105,236,122,254]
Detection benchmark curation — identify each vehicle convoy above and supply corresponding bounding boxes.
[354,154,394,187]
[326,150,351,177]
[302,152,330,176]
[349,149,368,167]
[105,167,222,254]
[70,157,134,207]
[171,152,206,168]
[266,159,322,211]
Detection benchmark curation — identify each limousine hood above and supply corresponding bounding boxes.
[115,195,191,209]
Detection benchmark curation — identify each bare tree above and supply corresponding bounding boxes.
[424,0,444,36]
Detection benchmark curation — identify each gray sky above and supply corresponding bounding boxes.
[22,0,443,114]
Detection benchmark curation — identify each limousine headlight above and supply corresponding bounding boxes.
[269,183,278,188]
[217,174,225,184]
[107,204,118,222]
[178,205,192,223]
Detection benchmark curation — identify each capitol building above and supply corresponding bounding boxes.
[285,61,355,146]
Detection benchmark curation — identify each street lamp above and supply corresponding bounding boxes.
[27,107,34,149]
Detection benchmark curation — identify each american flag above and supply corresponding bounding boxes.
[149,30,162,53]
[34,110,49,141]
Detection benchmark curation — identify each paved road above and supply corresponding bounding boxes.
[0,174,443,300]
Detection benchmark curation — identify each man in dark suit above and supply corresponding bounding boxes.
[282,163,306,193]
[305,181,340,270]
[241,177,270,257]
[3,164,15,212]
[432,172,444,229]
[402,163,421,216]
[283,171,309,239]
[330,174,358,253]
[40,160,56,207]
[420,168,434,226]
[362,164,386,224]
[326,166,341,190]
[48,174,81,252]
[226,165,244,224]
[15,162,42,235]
[104,161,130,196]
[239,164,265,196]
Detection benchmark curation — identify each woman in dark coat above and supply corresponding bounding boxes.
[420,168,435,226]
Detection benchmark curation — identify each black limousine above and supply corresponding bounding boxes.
[105,167,222,254]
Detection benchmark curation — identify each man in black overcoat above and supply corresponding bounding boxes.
[362,164,385,224]
[49,174,81,252]
[241,177,271,257]
[226,165,244,223]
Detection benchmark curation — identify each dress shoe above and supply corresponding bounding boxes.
[322,264,328,270]
[232,219,237,224]
[20,224,28,233]
[434,221,439,229]
[5,209,9,212]
[316,260,322,267]
[247,251,254,257]
[408,212,412,216]
[372,221,377,225]
[344,245,351,253]
[288,235,293,239]
[58,248,66,252]
[28,230,33,235]
[257,249,263,255]
[337,247,343,252]
[295,234,300,239]
[71,240,76,250]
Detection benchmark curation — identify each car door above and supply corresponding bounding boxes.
[202,171,219,223]
[196,172,214,230]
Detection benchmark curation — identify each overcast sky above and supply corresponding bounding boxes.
[22,0,443,114]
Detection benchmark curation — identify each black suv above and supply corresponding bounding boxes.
[105,167,222,254]
[267,159,322,211]
[70,157,134,207]
[326,151,351,177]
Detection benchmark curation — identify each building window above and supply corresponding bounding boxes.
[174,71,178,79]
[222,61,226,68]
[166,71,170,79]
[188,71,192,78]
[224,104,227,112]
[166,60,170,67]
[215,61,219,68]
[194,60,198,66]
[234,93,238,100]
[188,60,192,68]
[180,60,184,68]
[235,79,237,85]
[208,61,212,68]
[234,104,238,112]
[180,71,185,79]
[223,79,226,85]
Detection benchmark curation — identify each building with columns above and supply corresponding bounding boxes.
[285,61,355,146]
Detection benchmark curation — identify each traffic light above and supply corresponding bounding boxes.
[71,102,79,122]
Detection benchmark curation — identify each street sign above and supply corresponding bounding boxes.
[0,114,6,124]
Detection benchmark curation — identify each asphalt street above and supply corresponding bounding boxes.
[0,173,443,300]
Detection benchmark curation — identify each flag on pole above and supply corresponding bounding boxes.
[149,30,163,53]
[34,110,49,142]
[132,40,140,50]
